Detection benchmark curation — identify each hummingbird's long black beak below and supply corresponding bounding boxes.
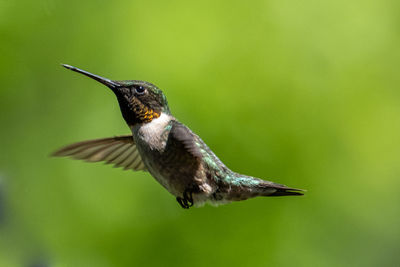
[62,64,120,89]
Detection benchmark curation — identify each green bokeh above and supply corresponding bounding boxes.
[1,0,399,266]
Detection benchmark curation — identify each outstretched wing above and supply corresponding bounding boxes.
[52,135,147,171]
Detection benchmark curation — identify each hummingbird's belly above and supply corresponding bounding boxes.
[132,115,215,203]
[145,160,183,196]
[138,148,203,197]
[134,138,214,203]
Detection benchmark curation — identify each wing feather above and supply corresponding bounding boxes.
[169,121,203,159]
[52,135,147,172]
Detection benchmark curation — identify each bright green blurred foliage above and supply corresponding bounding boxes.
[1,0,399,266]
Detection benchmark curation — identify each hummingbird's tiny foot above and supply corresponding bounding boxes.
[176,197,190,209]
[183,189,194,207]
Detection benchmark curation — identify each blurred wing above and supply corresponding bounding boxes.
[52,135,147,171]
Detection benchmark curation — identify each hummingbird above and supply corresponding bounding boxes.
[53,64,304,209]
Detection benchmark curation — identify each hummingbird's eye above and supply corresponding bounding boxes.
[135,86,145,95]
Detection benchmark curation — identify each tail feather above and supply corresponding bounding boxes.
[267,188,304,196]
[230,174,305,199]
[259,182,305,197]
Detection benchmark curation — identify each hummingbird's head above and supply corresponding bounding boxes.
[62,64,170,127]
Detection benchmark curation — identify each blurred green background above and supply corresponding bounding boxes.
[1,0,399,266]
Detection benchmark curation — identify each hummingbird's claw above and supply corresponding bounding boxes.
[176,189,195,209]
[184,189,194,207]
[176,197,190,209]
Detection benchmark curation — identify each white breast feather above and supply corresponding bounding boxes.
[134,113,172,150]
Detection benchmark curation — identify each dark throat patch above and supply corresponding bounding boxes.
[131,98,160,123]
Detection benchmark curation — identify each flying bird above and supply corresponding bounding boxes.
[53,65,304,208]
